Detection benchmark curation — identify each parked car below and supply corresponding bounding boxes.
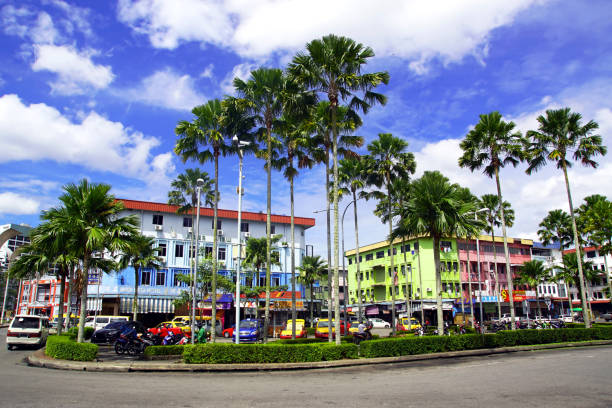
[148,322,184,338]
[499,314,520,324]
[235,319,264,342]
[90,321,146,344]
[85,315,129,331]
[279,319,307,339]
[222,325,235,338]
[556,314,573,323]
[368,318,391,328]
[315,319,346,339]
[6,315,49,350]
[196,319,223,337]
[600,312,612,322]
[396,317,422,331]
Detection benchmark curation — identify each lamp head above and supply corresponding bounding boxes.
[232,135,239,144]
[196,178,205,187]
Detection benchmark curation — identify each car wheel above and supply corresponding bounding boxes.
[7,344,12,351]
[224,331,229,338]
[385,324,390,328]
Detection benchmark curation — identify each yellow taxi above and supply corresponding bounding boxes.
[280,319,307,339]
[396,317,422,331]
[315,318,347,339]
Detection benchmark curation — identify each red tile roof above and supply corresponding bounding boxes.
[117,199,315,228]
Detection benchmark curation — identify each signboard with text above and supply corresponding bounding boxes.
[501,289,535,302]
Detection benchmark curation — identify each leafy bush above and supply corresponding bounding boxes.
[143,345,185,357]
[182,342,358,364]
[359,334,488,358]
[306,328,316,336]
[63,326,94,340]
[275,338,327,345]
[45,335,98,361]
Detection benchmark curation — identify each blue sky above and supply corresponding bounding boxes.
[1,0,611,258]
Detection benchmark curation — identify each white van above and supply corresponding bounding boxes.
[85,315,129,331]
[6,315,49,350]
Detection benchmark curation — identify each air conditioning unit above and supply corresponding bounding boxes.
[217,230,224,236]
[244,232,251,238]
[154,225,163,231]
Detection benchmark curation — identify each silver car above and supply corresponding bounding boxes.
[6,315,49,350]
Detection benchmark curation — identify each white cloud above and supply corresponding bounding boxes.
[119,68,206,111]
[200,64,214,78]
[0,94,175,185]
[31,45,114,95]
[0,192,40,215]
[220,61,259,94]
[117,0,543,72]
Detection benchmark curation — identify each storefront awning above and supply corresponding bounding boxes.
[119,297,175,314]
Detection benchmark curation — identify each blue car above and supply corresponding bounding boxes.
[234,319,264,342]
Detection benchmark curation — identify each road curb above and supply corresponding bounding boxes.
[27,340,612,372]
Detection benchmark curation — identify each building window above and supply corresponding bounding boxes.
[175,244,184,258]
[387,248,397,256]
[359,256,362,262]
[173,271,186,287]
[141,270,151,285]
[212,219,222,229]
[586,251,596,258]
[365,254,373,261]
[359,272,363,281]
[157,243,167,257]
[183,217,192,228]
[453,262,458,272]
[376,251,384,259]
[205,246,213,257]
[189,245,196,258]
[366,271,369,280]
[348,257,352,265]
[156,270,166,286]
[241,222,249,232]
[272,276,280,287]
[218,247,226,261]
[271,225,276,234]
[153,214,163,225]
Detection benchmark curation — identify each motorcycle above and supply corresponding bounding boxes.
[352,322,373,345]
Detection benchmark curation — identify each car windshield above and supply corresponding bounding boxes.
[240,321,258,329]
[103,321,127,330]
[12,317,40,329]
[318,321,330,328]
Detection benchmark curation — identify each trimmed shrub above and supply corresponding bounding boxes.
[182,342,358,364]
[306,328,316,336]
[359,334,488,358]
[143,345,185,357]
[45,335,98,361]
[63,326,94,340]
[275,338,327,345]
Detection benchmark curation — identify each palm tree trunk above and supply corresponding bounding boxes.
[264,126,272,342]
[562,162,591,328]
[325,145,333,343]
[77,251,90,343]
[417,241,425,326]
[332,106,341,346]
[458,240,465,324]
[495,168,516,330]
[57,268,66,336]
[490,222,502,320]
[402,234,410,325]
[310,282,314,326]
[387,180,396,336]
[604,250,612,305]
[433,236,444,335]
[290,174,296,340]
[66,267,74,330]
[536,287,542,319]
[466,239,474,328]
[211,151,219,342]
[353,191,363,321]
[133,266,139,321]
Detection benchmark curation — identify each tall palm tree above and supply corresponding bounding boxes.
[50,179,138,342]
[290,34,389,344]
[556,253,600,315]
[538,209,573,314]
[233,68,307,342]
[119,234,163,321]
[297,255,327,327]
[243,235,282,320]
[459,111,524,329]
[581,196,612,300]
[337,157,368,321]
[525,108,607,327]
[516,260,550,319]
[272,115,315,338]
[479,194,515,320]
[365,133,416,336]
[308,101,363,342]
[393,171,480,335]
[175,99,234,342]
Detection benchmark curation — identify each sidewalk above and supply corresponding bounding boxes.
[27,340,612,372]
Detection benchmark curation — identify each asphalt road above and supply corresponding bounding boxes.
[1,327,611,408]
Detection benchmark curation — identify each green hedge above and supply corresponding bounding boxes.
[62,326,94,341]
[45,335,98,361]
[182,343,358,364]
[143,345,185,357]
[359,334,498,358]
[275,338,327,344]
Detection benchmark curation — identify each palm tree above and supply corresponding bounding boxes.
[556,253,600,315]
[365,133,416,336]
[479,194,515,320]
[516,260,550,319]
[308,101,363,342]
[272,115,315,339]
[459,111,524,329]
[393,171,480,335]
[119,234,163,321]
[243,235,282,321]
[297,255,327,327]
[289,34,389,344]
[49,179,138,342]
[337,157,369,321]
[175,99,233,342]
[581,196,612,300]
[538,209,573,314]
[525,108,607,327]
[233,68,307,342]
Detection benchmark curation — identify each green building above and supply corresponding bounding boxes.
[344,237,461,317]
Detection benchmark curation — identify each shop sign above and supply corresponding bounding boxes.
[501,289,535,302]
[271,300,304,310]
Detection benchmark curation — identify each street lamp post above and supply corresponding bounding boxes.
[192,178,205,344]
[341,200,356,325]
[471,208,488,333]
[233,135,250,344]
